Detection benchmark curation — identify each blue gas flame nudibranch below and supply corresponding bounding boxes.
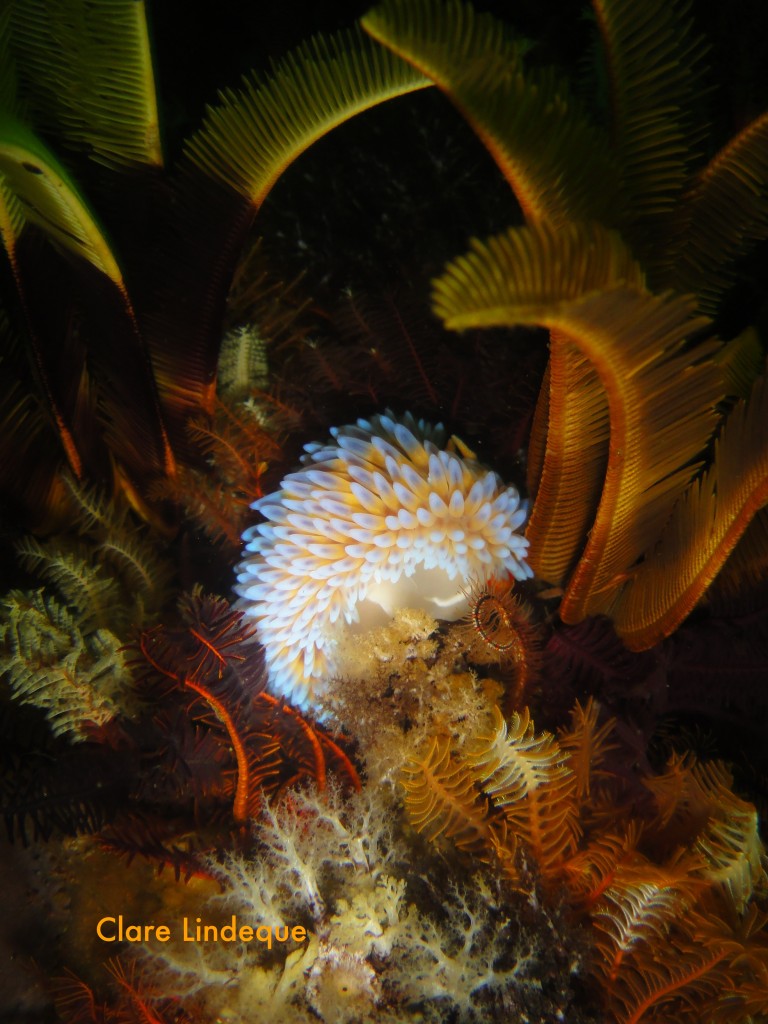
[235,411,532,709]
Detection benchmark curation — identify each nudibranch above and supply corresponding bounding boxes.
[235,411,532,709]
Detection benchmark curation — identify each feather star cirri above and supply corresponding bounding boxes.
[235,411,532,709]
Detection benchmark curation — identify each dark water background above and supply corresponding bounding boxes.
[149,0,768,331]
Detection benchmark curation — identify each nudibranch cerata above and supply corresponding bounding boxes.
[235,411,532,709]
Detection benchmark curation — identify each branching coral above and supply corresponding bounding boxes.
[136,782,579,1024]
[134,784,403,1022]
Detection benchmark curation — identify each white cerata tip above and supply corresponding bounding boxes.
[235,411,532,709]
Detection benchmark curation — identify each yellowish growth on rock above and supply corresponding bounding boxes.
[327,608,502,787]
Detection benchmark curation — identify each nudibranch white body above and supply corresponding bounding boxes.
[235,411,532,709]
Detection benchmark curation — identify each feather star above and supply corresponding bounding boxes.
[235,411,532,709]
